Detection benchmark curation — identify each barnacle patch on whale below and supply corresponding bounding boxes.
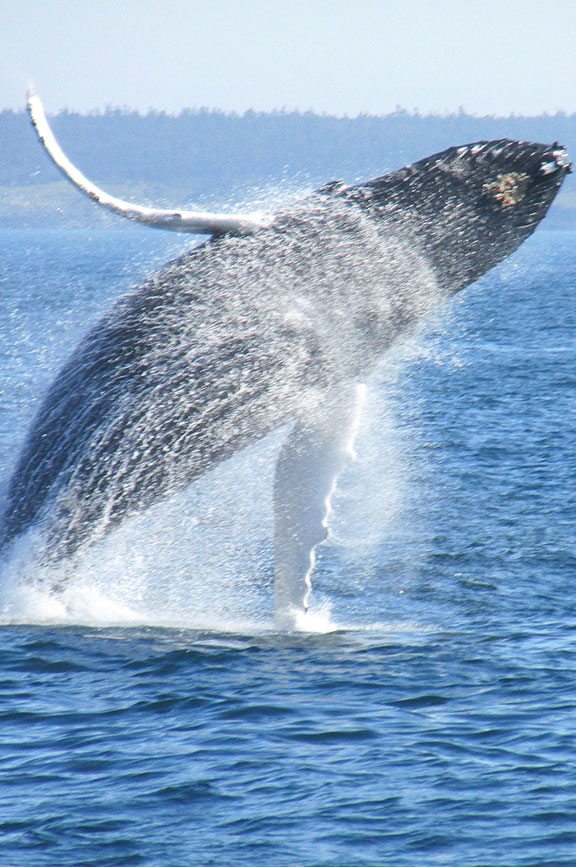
[482,172,531,208]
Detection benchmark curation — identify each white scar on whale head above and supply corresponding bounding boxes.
[2,91,570,629]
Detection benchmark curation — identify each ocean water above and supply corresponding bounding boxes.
[0,227,575,865]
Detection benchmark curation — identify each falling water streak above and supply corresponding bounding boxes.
[301,382,368,619]
[343,383,368,463]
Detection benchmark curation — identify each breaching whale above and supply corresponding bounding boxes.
[1,91,570,624]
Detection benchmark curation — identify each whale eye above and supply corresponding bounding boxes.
[482,172,531,208]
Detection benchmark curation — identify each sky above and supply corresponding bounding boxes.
[1,0,576,117]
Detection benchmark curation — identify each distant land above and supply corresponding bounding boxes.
[1,107,575,229]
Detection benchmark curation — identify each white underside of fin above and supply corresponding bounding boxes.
[26,89,273,236]
[273,385,365,629]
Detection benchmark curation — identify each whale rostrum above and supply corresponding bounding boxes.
[4,92,571,625]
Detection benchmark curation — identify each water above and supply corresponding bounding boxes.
[1,227,575,864]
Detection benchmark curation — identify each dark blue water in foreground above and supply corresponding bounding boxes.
[0,228,575,865]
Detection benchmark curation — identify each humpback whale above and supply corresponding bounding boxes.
[1,91,570,625]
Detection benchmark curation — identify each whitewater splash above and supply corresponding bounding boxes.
[0,335,436,632]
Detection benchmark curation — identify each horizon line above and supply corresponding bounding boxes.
[2,103,576,122]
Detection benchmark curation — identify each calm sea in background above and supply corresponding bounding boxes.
[0,227,575,865]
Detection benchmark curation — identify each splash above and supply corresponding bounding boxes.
[0,428,282,630]
[0,332,443,633]
[291,601,337,634]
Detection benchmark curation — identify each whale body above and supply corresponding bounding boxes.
[1,94,571,621]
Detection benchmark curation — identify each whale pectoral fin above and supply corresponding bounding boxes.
[26,90,272,236]
[273,386,364,627]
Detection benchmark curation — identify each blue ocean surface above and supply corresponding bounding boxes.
[0,227,575,865]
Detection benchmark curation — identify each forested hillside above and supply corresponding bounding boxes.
[2,107,575,227]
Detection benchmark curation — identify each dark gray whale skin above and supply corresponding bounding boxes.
[1,139,570,563]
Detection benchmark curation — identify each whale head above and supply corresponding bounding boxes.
[356,139,571,292]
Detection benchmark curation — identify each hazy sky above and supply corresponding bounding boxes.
[2,0,576,116]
